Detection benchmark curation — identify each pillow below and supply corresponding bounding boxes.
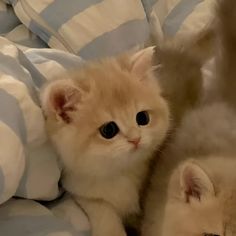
[0,0,20,34]
[0,198,81,236]
[143,0,215,41]
[11,0,150,59]
[0,36,85,203]
[0,36,61,202]
[5,24,48,50]
[48,194,90,235]
[10,0,215,59]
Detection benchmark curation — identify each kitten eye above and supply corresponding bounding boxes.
[99,121,119,139]
[136,111,150,126]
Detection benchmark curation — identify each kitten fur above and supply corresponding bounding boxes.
[142,1,236,236]
[40,47,170,236]
[154,43,203,125]
[151,22,215,125]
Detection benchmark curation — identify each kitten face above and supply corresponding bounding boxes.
[161,159,236,236]
[41,47,170,175]
[163,190,223,236]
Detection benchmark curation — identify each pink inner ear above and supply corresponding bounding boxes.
[181,163,215,203]
[53,90,67,112]
[185,179,201,202]
[183,168,201,202]
[51,89,75,123]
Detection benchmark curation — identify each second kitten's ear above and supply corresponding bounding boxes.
[180,161,215,203]
[40,79,81,123]
[130,46,155,78]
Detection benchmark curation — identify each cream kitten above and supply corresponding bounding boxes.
[40,47,170,236]
[142,0,236,236]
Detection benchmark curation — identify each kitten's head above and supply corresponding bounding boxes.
[162,157,236,236]
[41,47,169,176]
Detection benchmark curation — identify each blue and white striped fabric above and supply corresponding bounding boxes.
[0,36,90,235]
[13,0,150,59]
[0,198,89,236]
[0,0,47,49]
[7,0,215,59]
[0,0,20,34]
[145,0,215,41]
[0,36,62,202]
[0,36,84,203]
[5,24,48,49]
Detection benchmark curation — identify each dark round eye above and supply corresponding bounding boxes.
[136,111,150,126]
[99,121,119,139]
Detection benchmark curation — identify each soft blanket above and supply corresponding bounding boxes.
[0,36,90,235]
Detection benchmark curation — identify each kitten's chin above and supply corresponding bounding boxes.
[128,145,154,161]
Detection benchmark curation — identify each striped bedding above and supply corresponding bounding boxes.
[6,0,215,57]
[0,36,89,235]
[0,0,215,235]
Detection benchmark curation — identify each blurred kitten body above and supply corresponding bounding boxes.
[142,0,236,236]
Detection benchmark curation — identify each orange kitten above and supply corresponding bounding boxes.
[40,47,170,236]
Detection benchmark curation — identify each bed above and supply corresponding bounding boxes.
[0,0,215,235]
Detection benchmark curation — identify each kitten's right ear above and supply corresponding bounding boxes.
[40,79,81,123]
[180,161,215,203]
[130,46,156,78]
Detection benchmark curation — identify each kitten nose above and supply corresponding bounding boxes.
[128,137,141,148]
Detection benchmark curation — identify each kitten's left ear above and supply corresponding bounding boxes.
[130,46,156,78]
[40,79,81,123]
[180,161,215,203]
